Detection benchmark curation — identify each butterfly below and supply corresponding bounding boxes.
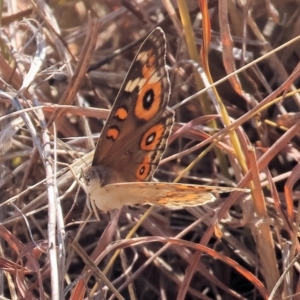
[81,27,247,212]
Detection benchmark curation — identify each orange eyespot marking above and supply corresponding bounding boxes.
[135,82,162,121]
[106,127,119,140]
[140,123,164,151]
[136,156,151,181]
[115,107,128,120]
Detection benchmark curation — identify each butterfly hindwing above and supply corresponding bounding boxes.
[93,182,247,211]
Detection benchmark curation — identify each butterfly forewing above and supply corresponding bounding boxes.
[91,28,173,183]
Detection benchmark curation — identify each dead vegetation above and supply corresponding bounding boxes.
[0,0,300,299]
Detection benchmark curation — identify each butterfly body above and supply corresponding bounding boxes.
[82,28,247,212]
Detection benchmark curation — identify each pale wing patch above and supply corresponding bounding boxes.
[148,71,161,84]
[124,71,160,92]
[136,51,148,63]
[125,78,146,92]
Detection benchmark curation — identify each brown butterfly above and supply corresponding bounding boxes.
[82,28,246,212]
